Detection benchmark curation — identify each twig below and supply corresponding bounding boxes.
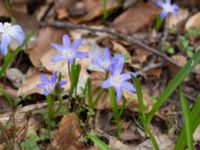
[39,20,199,74]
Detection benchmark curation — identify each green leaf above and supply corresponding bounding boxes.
[179,89,194,150]
[108,88,119,121]
[0,32,34,77]
[174,96,200,150]
[103,0,108,20]
[147,49,200,125]
[86,78,94,110]
[68,64,81,98]
[87,133,112,150]
[132,77,146,120]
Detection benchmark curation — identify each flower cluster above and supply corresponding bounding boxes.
[156,0,179,19]
[92,49,136,101]
[37,71,66,96]
[0,22,25,56]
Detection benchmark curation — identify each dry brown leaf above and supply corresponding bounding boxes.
[29,27,68,68]
[172,54,187,66]
[50,113,85,150]
[56,8,69,20]
[185,12,200,30]
[0,1,9,17]
[113,3,160,35]
[17,68,70,96]
[165,9,189,29]
[136,134,174,150]
[69,0,120,23]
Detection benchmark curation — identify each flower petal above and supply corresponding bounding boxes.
[120,72,131,81]
[121,81,136,93]
[51,54,66,62]
[0,34,11,56]
[36,83,46,89]
[40,74,50,84]
[160,11,168,19]
[156,1,164,7]
[172,4,179,11]
[101,79,112,88]
[104,48,111,61]
[76,51,88,58]
[63,34,71,50]
[69,58,75,65]
[72,39,82,52]
[44,89,50,96]
[0,23,4,33]
[51,71,58,85]
[51,43,64,52]
[8,25,25,44]
[166,0,171,5]
[115,86,123,102]
[60,80,67,86]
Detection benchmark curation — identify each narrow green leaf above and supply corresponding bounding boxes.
[88,133,112,150]
[179,89,194,150]
[108,88,119,121]
[132,77,146,120]
[103,0,108,20]
[147,49,200,125]
[86,78,94,109]
[68,64,81,98]
[0,32,35,77]
[174,97,200,150]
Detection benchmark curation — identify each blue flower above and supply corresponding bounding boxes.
[0,22,25,56]
[156,0,179,19]
[37,71,66,96]
[101,54,136,102]
[51,34,88,65]
[91,48,112,72]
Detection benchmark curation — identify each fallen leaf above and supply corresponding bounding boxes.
[136,134,174,150]
[113,3,160,35]
[69,0,120,23]
[29,27,68,68]
[6,68,25,88]
[49,113,85,150]
[185,12,200,30]
[56,8,69,19]
[165,9,189,29]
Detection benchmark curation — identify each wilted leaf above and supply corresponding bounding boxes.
[113,3,160,35]
[165,9,189,29]
[50,113,85,150]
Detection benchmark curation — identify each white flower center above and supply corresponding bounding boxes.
[103,61,110,68]
[112,75,121,85]
[164,4,172,12]
[4,23,12,30]
[48,84,55,91]
[64,50,75,58]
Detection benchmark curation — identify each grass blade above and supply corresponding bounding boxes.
[179,89,194,150]
[132,77,146,119]
[108,88,119,121]
[147,49,200,125]
[88,132,112,150]
[174,96,200,150]
[86,78,94,110]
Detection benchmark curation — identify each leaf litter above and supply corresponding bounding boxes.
[0,0,200,149]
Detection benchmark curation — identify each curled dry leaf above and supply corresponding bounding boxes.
[49,113,85,150]
[113,3,160,35]
[165,9,189,30]
[185,12,200,30]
